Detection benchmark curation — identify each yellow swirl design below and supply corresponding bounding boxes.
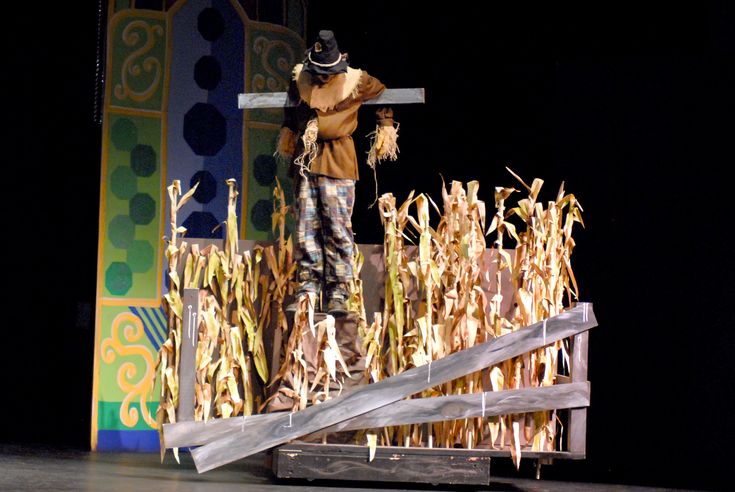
[113,20,164,103]
[252,36,295,92]
[101,312,158,429]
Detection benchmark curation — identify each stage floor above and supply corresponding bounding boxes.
[0,444,696,492]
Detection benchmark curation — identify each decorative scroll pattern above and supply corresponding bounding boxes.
[108,14,165,111]
[243,25,304,239]
[101,312,158,429]
[251,36,296,93]
[114,20,165,103]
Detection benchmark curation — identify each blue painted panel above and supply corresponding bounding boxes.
[167,0,217,238]
[203,0,245,223]
[166,0,245,240]
[97,430,160,452]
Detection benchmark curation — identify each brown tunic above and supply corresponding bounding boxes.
[284,66,394,180]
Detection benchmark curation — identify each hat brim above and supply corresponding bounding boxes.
[302,58,348,75]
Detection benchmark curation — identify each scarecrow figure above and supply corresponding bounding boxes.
[277,30,399,317]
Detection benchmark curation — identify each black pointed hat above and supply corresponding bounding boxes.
[302,30,348,75]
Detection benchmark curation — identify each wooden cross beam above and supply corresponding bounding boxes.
[238,88,425,109]
[312,381,590,438]
[163,382,590,449]
[190,303,597,473]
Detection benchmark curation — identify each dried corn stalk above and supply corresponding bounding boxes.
[378,192,416,377]
[189,180,264,421]
[261,179,296,383]
[370,173,583,468]
[155,179,198,462]
[157,171,584,467]
[156,179,272,460]
[502,168,584,464]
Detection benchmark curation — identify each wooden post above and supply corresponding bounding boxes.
[178,288,199,422]
[568,330,589,457]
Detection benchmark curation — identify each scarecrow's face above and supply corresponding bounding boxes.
[310,72,334,86]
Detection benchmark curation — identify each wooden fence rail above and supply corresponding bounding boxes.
[188,303,596,473]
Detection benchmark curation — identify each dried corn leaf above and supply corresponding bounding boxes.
[367,433,378,462]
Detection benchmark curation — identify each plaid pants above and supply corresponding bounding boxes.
[293,174,355,292]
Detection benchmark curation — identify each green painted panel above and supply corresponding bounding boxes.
[103,114,161,298]
[109,15,165,112]
[98,401,159,430]
[243,27,302,240]
[245,127,277,239]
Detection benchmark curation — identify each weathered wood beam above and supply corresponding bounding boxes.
[238,88,425,109]
[163,382,589,448]
[163,412,281,449]
[314,382,589,436]
[190,303,596,472]
[569,330,590,457]
[177,289,199,422]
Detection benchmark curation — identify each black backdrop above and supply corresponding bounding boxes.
[8,2,733,490]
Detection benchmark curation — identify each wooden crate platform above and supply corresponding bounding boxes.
[273,440,586,485]
[273,442,492,485]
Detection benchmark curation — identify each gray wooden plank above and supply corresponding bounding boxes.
[238,92,289,109]
[238,88,425,109]
[569,331,589,456]
[191,303,596,472]
[163,382,588,448]
[163,412,282,449]
[365,88,425,105]
[178,289,199,422]
[313,382,590,436]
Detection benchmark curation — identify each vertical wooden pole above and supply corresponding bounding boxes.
[568,331,589,456]
[178,288,199,422]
